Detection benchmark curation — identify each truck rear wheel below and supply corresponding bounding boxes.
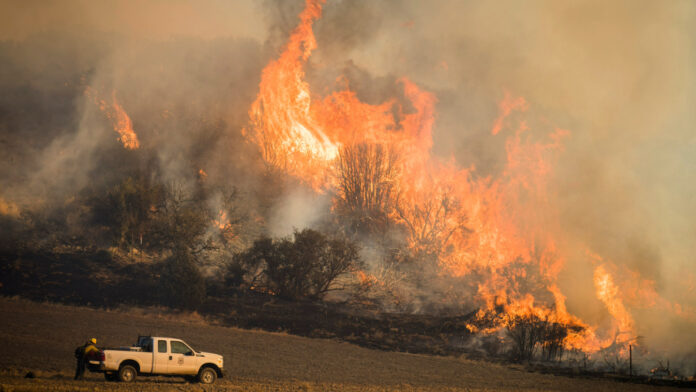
[118,365,137,383]
[198,367,217,384]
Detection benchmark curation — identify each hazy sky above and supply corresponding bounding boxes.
[0,0,267,41]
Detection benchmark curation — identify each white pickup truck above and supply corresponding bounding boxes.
[98,336,224,384]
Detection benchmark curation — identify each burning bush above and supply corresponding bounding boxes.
[506,314,577,362]
[229,229,361,300]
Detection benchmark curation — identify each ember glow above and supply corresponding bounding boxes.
[244,0,692,357]
[214,210,231,232]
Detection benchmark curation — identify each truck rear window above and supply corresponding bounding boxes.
[158,340,167,353]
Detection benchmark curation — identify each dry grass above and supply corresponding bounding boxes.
[0,297,676,391]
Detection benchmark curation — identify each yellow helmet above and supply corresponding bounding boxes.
[90,338,97,344]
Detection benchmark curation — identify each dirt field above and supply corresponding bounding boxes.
[0,297,678,391]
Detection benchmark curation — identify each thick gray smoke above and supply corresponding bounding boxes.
[1,0,694,374]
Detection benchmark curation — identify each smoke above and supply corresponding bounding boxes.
[1,0,695,373]
[268,186,331,238]
[0,2,269,202]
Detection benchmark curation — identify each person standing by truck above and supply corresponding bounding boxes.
[73,338,99,380]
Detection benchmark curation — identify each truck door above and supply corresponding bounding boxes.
[152,339,169,374]
[169,340,198,375]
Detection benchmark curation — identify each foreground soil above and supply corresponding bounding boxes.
[0,297,677,391]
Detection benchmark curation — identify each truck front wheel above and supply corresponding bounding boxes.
[118,365,137,383]
[198,367,217,384]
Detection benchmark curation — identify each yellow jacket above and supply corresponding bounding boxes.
[83,343,98,356]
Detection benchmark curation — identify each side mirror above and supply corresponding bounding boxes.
[185,351,194,356]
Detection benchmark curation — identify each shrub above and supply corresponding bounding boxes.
[506,314,546,361]
[89,175,165,249]
[506,314,578,362]
[88,177,213,253]
[149,182,209,252]
[158,247,206,309]
[225,236,276,292]
[540,321,570,362]
[232,229,361,300]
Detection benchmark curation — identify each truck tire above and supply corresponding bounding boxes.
[198,367,217,384]
[118,364,137,383]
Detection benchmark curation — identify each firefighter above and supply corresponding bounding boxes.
[74,338,99,380]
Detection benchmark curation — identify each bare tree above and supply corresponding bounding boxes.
[394,185,469,262]
[335,143,399,236]
[150,181,210,253]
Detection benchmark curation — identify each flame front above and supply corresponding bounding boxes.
[244,0,688,356]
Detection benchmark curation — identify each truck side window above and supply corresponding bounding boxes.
[157,340,167,353]
[170,340,193,355]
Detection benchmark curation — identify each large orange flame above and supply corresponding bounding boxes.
[244,0,690,357]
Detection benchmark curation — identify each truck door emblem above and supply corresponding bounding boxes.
[178,357,184,365]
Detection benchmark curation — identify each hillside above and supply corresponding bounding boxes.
[0,297,676,392]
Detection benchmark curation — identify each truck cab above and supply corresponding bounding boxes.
[152,337,201,374]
